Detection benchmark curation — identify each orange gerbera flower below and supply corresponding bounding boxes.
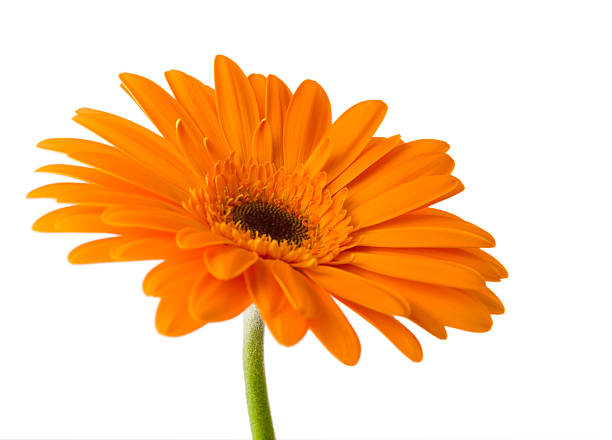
[30,55,507,365]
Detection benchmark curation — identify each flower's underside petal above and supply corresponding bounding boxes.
[165,70,229,161]
[73,108,199,186]
[326,135,403,194]
[214,55,260,162]
[265,74,292,167]
[143,253,206,297]
[339,298,423,362]
[33,205,110,233]
[465,286,505,315]
[349,175,462,229]
[35,164,160,197]
[265,299,309,347]
[248,73,267,119]
[244,260,285,319]
[305,280,361,366]
[156,292,206,337]
[203,245,259,280]
[304,265,411,317]
[67,234,179,264]
[352,211,496,248]
[345,266,493,333]
[175,227,233,249]
[322,100,387,182]
[269,260,319,319]
[102,206,202,233]
[251,119,273,164]
[189,273,252,322]
[348,247,486,289]
[38,138,188,203]
[283,80,331,172]
[346,153,455,206]
[118,73,210,173]
[464,248,508,278]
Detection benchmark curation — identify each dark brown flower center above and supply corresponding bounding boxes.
[232,201,309,245]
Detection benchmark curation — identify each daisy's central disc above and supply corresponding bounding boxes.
[231,201,309,245]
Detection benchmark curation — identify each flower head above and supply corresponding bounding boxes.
[30,55,507,365]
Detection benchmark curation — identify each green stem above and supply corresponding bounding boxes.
[243,305,276,440]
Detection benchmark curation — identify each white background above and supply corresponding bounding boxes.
[1,1,611,439]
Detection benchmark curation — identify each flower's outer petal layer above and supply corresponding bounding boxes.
[143,253,205,297]
[67,234,179,264]
[156,292,206,337]
[269,260,319,318]
[323,100,387,182]
[346,266,493,333]
[283,80,331,171]
[265,75,292,167]
[165,70,228,161]
[119,73,210,175]
[189,273,252,322]
[101,206,201,233]
[350,175,462,229]
[303,139,331,176]
[349,247,486,289]
[326,135,403,194]
[245,261,308,346]
[352,212,496,248]
[248,73,267,119]
[214,55,260,161]
[33,206,117,234]
[346,153,455,205]
[305,280,361,366]
[203,245,259,280]
[304,265,411,317]
[340,298,423,362]
[465,286,505,315]
[251,119,273,164]
[176,227,233,249]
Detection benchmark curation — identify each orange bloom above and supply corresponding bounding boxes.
[30,55,507,365]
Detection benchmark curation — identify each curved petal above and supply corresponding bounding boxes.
[265,74,292,167]
[304,265,411,316]
[143,254,206,297]
[156,293,206,337]
[102,206,201,232]
[340,299,423,362]
[323,100,387,182]
[248,73,267,118]
[306,280,361,366]
[176,227,233,249]
[214,55,260,161]
[349,247,486,289]
[283,80,331,171]
[244,260,285,318]
[251,119,273,164]
[189,273,252,322]
[269,260,319,319]
[349,175,462,229]
[203,245,259,280]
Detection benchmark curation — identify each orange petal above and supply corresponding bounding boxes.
[265,74,292,167]
[465,286,505,315]
[248,73,267,118]
[33,206,105,233]
[263,299,309,347]
[109,235,181,261]
[283,80,331,171]
[352,211,496,248]
[305,280,361,366]
[326,135,403,194]
[340,299,423,362]
[73,108,198,185]
[349,247,486,289]
[251,119,273,164]
[269,260,319,319]
[102,206,201,232]
[349,175,462,229]
[27,182,89,199]
[347,153,455,205]
[244,260,285,318]
[203,245,259,280]
[68,237,126,264]
[304,265,411,316]
[156,293,206,337]
[303,139,331,176]
[176,227,233,249]
[165,70,229,161]
[323,100,387,182]
[143,254,206,297]
[346,266,493,333]
[214,55,260,161]
[189,273,252,322]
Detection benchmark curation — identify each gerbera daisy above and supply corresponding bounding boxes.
[30,55,506,438]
